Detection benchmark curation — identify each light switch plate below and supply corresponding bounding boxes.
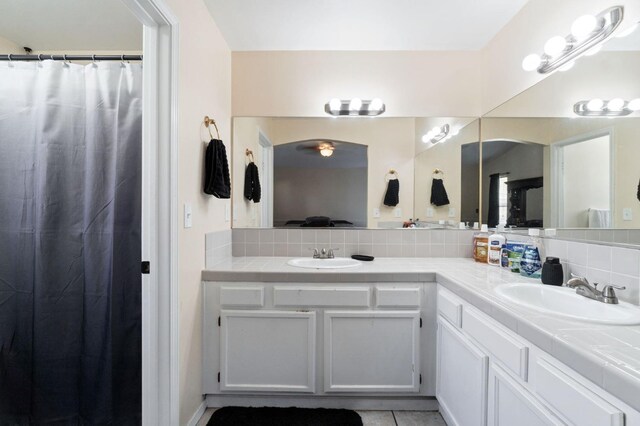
[623,208,633,221]
[183,203,192,228]
[393,208,402,218]
[426,207,434,218]
[448,207,456,218]
[373,208,381,218]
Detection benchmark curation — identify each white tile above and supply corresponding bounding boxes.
[402,231,416,244]
[588,244,612,271]
[544,239,567,261]
[612,248,640,277]
[245,229,259,243]
[610,273,640,305]
[259,229,274,243]
[287,229,302,243]
[330,230,345,244]
[386,230,403,243]
[567,242,589,266]
[394,411,446,426]
[273,229,287,243]
[431,230,445,244]
[359,230,373,244]
[301,230,316,244]
[316,230,330,244]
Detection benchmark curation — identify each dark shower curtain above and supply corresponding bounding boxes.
[487,173,501,228]
[0,61,142,424]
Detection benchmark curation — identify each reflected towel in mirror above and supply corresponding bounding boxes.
[384,178,399,206]
[244,162,261,202]
[430,178,450,207]
[588,208,611,228]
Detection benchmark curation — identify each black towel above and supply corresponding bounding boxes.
[384,179,399,207]
[204,138,231,198]
[430,178,450,206]
[244,162,261,202]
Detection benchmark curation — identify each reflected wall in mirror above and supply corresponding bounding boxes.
[232,117,480,228]
[482,31,640,244]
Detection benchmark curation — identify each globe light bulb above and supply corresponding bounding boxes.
[369,98,383,111]
[586,98,604,111]
[571,15,598,40]
[606,98,625,111]
[329,98,342,112]
[627,98,640,111]
[349,98,362,111]
[544,36,568,57]
[522,54,542,71]
[422,134,431,143]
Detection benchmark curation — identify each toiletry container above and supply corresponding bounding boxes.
[541,257,564,286]
[487,232,506,266]
[520,245,542,279]
[473,225,489,263]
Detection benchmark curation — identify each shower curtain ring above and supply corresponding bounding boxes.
[7,54,12,62]
[38,54,43,61]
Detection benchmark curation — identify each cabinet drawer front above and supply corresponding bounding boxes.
[534,359,624,426]
[463,307,529,381]
[274,286,370,307]
[220,286,264,307]
[438,288,463,328]
[375,286,421,308]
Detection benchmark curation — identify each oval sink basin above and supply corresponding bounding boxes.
[287,257,361,269]
[495,283,640,325]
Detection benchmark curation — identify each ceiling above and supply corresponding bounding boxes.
[0,0,142,51]
[275,140,368,169]
[203,0,529,51]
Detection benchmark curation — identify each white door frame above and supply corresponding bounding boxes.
[258,129,273,227]
[120,1,179,425]
[550,127,614,228]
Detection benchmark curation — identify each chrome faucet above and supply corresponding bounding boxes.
[566,274,626,304]
[311,248,339,259]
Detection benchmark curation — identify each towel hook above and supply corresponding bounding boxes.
[433,168,444,176]
[246,148,255,162]
[204,116,220,140]
[385,169,398,181]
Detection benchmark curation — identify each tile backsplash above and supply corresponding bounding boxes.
[205,229,232,269]
[231,228,475,259]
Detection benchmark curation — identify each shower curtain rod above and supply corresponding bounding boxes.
[0,54,142,62]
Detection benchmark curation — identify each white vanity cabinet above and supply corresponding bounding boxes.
[436,285,638,426]
[203,281,436,399]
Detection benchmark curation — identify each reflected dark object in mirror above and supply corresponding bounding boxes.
[506,177,543,228]
[284,216,354,227]
[637,179,640,202]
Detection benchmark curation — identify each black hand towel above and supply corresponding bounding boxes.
[430,178,450,207]
[204,138,231,198]
[383,179,400,207]
[244,162,261,203]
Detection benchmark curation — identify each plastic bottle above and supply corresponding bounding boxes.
[487,232,506,266]
[473,224,489,263]
[520,229,543,279]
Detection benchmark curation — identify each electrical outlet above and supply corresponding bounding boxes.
[448,207,456,218]
[373,208,381,218]
[394,208,402,218]
[183,203,192,228]
[426,207,434,218]
[623,208,633,221]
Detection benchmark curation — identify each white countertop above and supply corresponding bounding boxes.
[203,256,640,412]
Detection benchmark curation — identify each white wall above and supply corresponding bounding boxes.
[232,51,482,117]
[0,35,22,54]
[562,135,610,227]
[163,0,232,423]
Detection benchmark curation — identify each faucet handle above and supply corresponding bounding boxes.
[603,284,626,291]
[602,284,626,304]
[327,247,340,258]
[309,248,319,258]
[570,273,589,284]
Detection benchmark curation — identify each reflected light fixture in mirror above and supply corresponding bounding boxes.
[325,98,386,116]
[574,98,640,116]
[422,123,451,144]
[521,5,623,74]
[319,143,335,157]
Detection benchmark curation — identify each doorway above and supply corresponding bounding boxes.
[553,132,612,228]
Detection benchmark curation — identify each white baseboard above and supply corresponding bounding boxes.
[205,395,438,411]
[186,399,207,426]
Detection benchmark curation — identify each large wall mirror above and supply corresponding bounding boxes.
[231,117,480,229]
[482,29,640,245]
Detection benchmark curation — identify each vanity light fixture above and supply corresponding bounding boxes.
[522,6,624,74]
[422,124,450,144]
[319,143,335,157]
[325,98,386,116]
[573,98,640,116]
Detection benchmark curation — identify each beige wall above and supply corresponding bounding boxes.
[232,51,482,117]
[163,0,232,423]
[414,120,480,222]
[480,0,640,114]
[0,35,21,54]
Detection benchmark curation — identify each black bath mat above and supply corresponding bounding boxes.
[207,406,363,426]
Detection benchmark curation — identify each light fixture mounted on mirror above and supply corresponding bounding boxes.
[421,124,459,144]
[574,98,640,117]
[325,98,386,116]
[522,6,624,74]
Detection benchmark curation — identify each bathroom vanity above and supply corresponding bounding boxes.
[202,257,640,424]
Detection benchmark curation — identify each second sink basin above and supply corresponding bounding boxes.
[287,257,361,269]
[494,283,640,325]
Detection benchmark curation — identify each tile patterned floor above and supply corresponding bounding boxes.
[197,408,446,426]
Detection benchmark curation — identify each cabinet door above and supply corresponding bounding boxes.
[220,310,316,392]
[324,310,420,393]
[437,317,489,426]
[488,363,563,426]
